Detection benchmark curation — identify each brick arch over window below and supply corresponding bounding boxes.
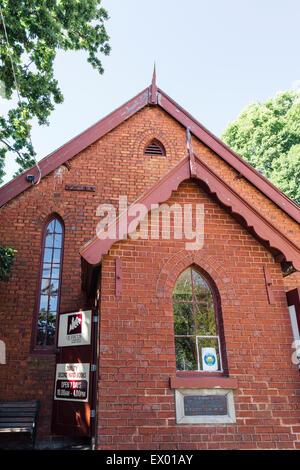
[156,249,236,305]
[135,128,175,160]
[37,207,71,227]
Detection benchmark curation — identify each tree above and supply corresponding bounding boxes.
[221,90,300,204]
[0,246,17,281]
[0,0,110,183]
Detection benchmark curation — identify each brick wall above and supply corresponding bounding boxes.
[284,271,300,292]
[97,180,300,450]
[0,104,299,447]
[0,106,192,442]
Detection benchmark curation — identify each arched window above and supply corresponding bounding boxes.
[173,266,225,372]
[144,139,166,156]
[33,216,64,350]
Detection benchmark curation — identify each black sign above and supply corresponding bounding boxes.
[55,379,88,401]
[184,395,228,416]
[65,184,95,192]
[67,313,82,335]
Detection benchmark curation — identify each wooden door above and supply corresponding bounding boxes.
[51,309,97,436]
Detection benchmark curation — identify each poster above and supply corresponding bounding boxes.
[202,347,218,372]
[54,363,90,402]
[58,310,92,347]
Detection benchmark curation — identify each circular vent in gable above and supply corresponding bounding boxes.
[144,139,166,156]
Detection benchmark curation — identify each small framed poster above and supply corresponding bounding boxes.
[58,310,92,347]
[202,347,218,372]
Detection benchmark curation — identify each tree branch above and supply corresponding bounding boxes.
[0,137,26,163]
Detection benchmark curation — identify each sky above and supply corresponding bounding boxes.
[1,0,300,186]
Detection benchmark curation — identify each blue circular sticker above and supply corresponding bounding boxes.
[204,353,216,366]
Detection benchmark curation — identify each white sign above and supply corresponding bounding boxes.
[58,310,92,347]
[54,363,90,402]
[289,305,300,368]
[202,347,218,372]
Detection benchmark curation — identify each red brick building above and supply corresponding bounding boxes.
[0,71,300,450]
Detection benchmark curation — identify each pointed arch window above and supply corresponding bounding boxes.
[144,139,166,156]
[173,266,225,373]
[33,216,64,350]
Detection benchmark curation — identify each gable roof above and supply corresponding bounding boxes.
[0,73,299,226]
[79,151,300,271]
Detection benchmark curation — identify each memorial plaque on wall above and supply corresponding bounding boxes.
[184,395,228,416]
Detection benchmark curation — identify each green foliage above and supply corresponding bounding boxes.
[221,90,300,204]
[0,0,110,182]
[175,337,197,371]
[271,143,300,202]
[0,246,17,281]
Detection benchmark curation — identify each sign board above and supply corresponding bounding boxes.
[287,289,300,369]
[52,308,97,437]
[54,363,90,402]
[202,347,218,372]
[58,310,92,347]
[184,395,228,416]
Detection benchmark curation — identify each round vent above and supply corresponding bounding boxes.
[144,139,166,156]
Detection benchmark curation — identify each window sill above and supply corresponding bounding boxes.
[170,375,238,390]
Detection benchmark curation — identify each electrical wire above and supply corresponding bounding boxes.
[0,4,42,185]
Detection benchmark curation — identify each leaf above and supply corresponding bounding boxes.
[221,90,300,203]
[0,0,110,183]
[0,246,17,282]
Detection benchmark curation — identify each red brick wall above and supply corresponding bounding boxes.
[0,104,299,447]
[0,106,192,442]
[284,271,300,292]
[97,181,300,450]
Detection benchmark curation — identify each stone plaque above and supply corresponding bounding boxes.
[184,395,228,416]
[65,184,95,192]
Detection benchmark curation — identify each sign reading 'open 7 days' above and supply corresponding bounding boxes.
[58,310,92,347]
[54,363,90,402]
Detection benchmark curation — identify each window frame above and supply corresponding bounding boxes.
[31,214,65,354]
[173,265,228,377]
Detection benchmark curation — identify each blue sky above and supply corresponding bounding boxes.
[1,0,300,186]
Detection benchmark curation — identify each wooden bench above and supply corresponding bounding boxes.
[0,401,39,449]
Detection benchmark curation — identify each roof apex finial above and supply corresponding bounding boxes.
[149,62,157,104]
[186,127,197,177]
[152,62,156,86]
